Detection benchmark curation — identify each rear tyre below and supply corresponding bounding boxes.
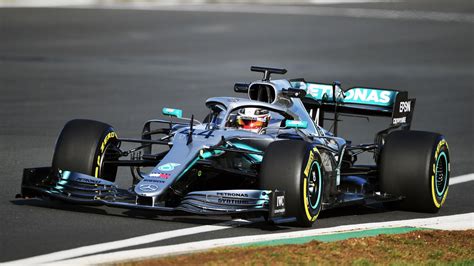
[259,140,324,227]
[380,130,450,213]
[52,119,119,182]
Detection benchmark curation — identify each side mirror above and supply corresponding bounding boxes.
[234,83,249,93]
[285,120,308,129]
[282,88,307,98]
[162,107,183,118]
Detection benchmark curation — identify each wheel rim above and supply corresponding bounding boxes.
[307,161,322,209]
[435,151,448,197]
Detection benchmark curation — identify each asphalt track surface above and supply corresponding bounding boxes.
[1,0,473,262]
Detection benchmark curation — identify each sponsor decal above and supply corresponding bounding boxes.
[391,93,415,126]
[180,129,215,138]
[217,198,250,204]
[138,184,159,192]
[274,208,285,214]
[399,100,412,113]
[344,88,394,106]
[392,117,407,124]
[162,107,183,118]
[158,163,180,172]
[143,179,165,184]
[285,120,308,129]
[274,210,285,214]
[270,191,286,217]
[149,172,171,179]
[293,82,396,107]
[217,192,249,198]
[73,177,104,185]
[276,195,285,208]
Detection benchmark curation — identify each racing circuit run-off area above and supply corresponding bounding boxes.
[125,230,474,265]
[0,0,473,264]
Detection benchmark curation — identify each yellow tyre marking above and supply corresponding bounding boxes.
[303,174,321,222]
[440,187,448,205]
[431,174,440,208]
[431,140,449,209]
[312,209,321,222]
[431,173,449,208]
[303,178,312,221]
[100,132,117,153]
[95,131,117,178]
[303,149,322,222]
[304,151,314,177]
[435,139,447,159]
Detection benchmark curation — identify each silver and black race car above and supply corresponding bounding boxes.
[18,66,451,227]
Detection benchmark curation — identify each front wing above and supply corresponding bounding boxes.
[18,167,286,218]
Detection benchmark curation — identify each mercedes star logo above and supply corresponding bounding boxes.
[139,184,159,192]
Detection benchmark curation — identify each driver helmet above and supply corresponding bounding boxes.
[236,108,270,133]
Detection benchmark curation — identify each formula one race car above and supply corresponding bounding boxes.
[18,66,450,227]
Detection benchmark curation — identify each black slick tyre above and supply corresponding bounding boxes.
[259,140,324,227]
[380,130,450,213]
[52,119,119,182]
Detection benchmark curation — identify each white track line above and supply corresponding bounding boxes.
[55,212,474,265]
[0,0,95,7]
[0,0,397,8]
[78,4,474,23]
[6,173,472,264]
[450,173,474,185]
[2,2,472,23]
[6,219,252,265]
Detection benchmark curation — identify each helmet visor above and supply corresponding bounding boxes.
[237,117,266,129]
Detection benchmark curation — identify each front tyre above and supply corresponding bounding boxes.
[259,140,324,227]
[380,130,450,213]
[52,119,119,182]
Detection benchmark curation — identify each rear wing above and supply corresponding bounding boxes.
[290,80,416,132]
